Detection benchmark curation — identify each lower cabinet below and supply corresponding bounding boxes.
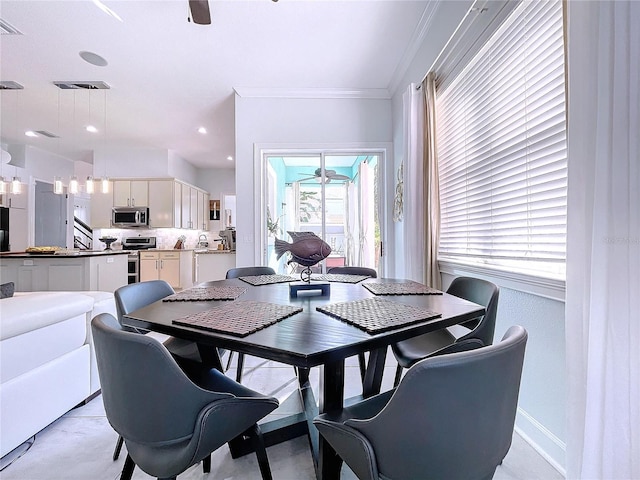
[139,251,193,290]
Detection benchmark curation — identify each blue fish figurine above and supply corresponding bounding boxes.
[274,231,332,267]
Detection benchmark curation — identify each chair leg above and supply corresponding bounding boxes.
[113,435,124,461]
[250,424,273,480]
[202,454,211,473]
[393,364,404,388]
[358,352,367,382]
[235,353,245,383]
[120,454,136,480]
[225,350,235,371]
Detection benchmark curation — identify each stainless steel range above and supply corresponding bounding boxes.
[122,237,157,284]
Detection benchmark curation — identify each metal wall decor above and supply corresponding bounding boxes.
[393,162,403,222]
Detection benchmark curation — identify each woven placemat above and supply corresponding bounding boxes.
[363,281,443,296]
[173,301,303,337]
[317,297,441,334]
[162,286,246,302]
[312,273,370,284]
[238,274,298,286]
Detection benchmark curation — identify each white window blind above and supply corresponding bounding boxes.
[437,0,567,274]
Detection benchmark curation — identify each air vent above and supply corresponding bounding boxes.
[34,130,60,138]
[53,81,110,90]
[0,18,22,35]
[0,81,24,90]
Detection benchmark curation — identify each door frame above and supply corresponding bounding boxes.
[254,143,392,276]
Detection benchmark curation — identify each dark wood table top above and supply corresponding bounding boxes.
[123,277,485,369]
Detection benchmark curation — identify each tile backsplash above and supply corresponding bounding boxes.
[93,228,222,250]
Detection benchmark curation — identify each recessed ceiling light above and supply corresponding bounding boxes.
[227,156,233,161]
[25,131,38,137]
[79,51,108,67]
[86,125,98,133]
[198,127,207,134]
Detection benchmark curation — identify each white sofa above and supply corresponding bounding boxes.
[0,291,117,458]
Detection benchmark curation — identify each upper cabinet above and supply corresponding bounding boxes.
[180,182,198,229]
[148,180,180,229]
[0,189,27,209]
[90,181,114,229]
[198,190,210,231]
[113,180,148,207]
[89,178,209,231]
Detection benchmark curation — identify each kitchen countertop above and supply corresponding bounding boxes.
[192,249,236,254]
[0,250,131,259]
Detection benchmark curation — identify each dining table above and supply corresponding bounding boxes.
[122,275,486,480]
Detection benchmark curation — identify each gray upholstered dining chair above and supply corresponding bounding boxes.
[112,280,203,461]
[327,266,377,278]
[392,276,499,387]
[327,266,377,381]
[92,313,279,480]
[224,266,276,382]
[314,325,528,480]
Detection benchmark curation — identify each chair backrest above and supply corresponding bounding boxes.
[446,276,499,346]
[348,325,527,480]
[91,313,231,444]
[226,266,275,279]
[326,266,377,278]
[114,280,175,329]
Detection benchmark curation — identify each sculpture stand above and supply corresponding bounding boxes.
[289,266,330,297]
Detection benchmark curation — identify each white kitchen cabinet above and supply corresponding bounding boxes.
[113,180,148,207]
[0,252,128,292]
[139,250,193,290]
[198,190,210,231]
[148,180,180,228]
[0,189,27,209]
[180,183,198,229]
[90,182,113,228]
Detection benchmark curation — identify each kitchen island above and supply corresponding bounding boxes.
[193,249,236,283]
[0,250,129,293]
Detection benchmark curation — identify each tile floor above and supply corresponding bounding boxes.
[1,351,564,480]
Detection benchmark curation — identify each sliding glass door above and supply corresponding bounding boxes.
[263,152,381,275]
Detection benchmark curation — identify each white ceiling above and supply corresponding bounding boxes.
[0,0,438,169]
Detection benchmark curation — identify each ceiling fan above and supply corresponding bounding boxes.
[298,168,351,183]
[188,0,211,25]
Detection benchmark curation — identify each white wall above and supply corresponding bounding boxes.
[93,147,196,182]
[234,95,392,266]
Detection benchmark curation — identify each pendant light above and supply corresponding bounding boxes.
[11,175,21,194]
[86,176,95,194]
[69,176,79,195]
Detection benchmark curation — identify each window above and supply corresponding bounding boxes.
[436,0,566,279]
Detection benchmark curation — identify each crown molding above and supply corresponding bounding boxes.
[388,1,441,96]
[233,87,391,100]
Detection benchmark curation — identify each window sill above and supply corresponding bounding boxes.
[438,259,566,302]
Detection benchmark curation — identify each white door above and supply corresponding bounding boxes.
[263,153,381,275]
[35,181,67,247]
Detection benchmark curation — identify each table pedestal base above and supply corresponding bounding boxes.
[290,281,330,297]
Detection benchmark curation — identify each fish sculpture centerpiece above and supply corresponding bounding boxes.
[275,231,332,283]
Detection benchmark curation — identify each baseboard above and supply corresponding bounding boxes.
[515,407,566,477]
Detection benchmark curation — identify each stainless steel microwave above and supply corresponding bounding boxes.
[112,206,149,228]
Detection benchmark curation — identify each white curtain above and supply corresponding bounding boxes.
[402,83,426,282]
[565,1,640,479]
[345,181,357,266]
[358,161,375,268]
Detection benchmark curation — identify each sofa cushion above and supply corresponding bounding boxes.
[1,315,87,383]
[0,292,94,341]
